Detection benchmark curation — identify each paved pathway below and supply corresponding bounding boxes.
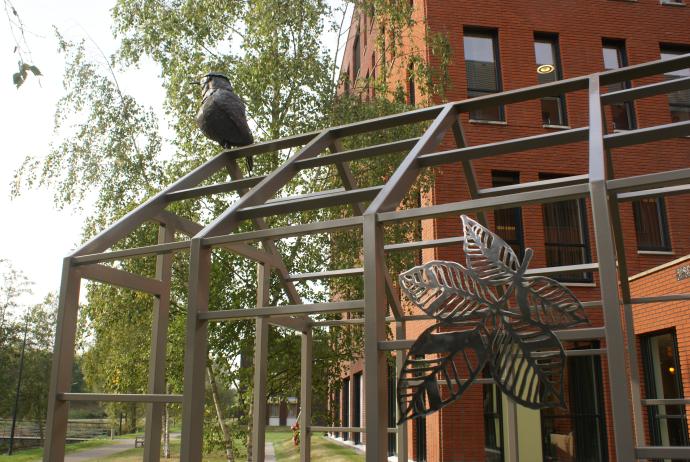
[264,441,276,462]
[64,438,136,461]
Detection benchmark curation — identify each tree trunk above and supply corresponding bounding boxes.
[208,364,234,462]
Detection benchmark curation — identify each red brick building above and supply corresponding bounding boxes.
[335,1,690,461]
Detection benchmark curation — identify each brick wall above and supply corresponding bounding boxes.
[630,255,690,447]
[338,0,690,460]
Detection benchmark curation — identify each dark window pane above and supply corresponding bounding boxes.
[541,97,565,126]
[603,42,635,130]
[633,197,671,251]
[535,35,566,125]
[661,47,690,122]
[342,378,350,441]
[408,63,416,105]
[542,346,609,462]
[541,174,591,282]
[641,331,690,448]
[465,30,503,121]
[492,171,524,258]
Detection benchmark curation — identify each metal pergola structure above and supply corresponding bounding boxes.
[43,54,690,461]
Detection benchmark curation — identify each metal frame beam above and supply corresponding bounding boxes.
[45,53,690,462]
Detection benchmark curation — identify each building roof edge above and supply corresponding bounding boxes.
[628,254,690,282]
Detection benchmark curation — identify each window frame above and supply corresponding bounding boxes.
[640,329,690,447]
[534,33,568,127]
[602,39,637,130]
[353,31,361,80]
[540,173,592,283]
[660,44,690,122]
[463,27,504,121]
[491,170,525,259]
[632,196,672,251]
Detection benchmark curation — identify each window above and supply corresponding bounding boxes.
[464,29,504,121]
[364,70,370,102]
[660,45,690,122]
[602,40,636,130]
[541,174,591,282]
[353,372,362,444]
[342,378,350,441]
[541,343,609,461]
[641,331,689,447]
[387,363,397,456]
[492,171,524,258]
[353,32,361,80]
[484,384,504,462]
[535,34,567,126]
[333,388,341,438]
[408,62,416,106]
[371,52,376,99]
[633,197,671,251]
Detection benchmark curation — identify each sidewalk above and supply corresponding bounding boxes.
[64,438,135,462]
[264,441,276,462]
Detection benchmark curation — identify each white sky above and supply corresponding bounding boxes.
[0,1,351,309]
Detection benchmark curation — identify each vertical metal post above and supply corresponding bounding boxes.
[587,74,636,460]
[505,401,519,462]
[451,118,488,226]
[43,259,82,462]
[180,239,211,462]
[300,327,313,462]
[144,224,174,461]
[608,197,646,445]
[252,263,270,462]
[395,322,408,462]
[362,214,388,462]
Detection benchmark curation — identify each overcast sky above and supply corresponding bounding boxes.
[0,1,350,310]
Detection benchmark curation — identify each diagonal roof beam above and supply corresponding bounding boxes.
[451,116,488,226]
[366,103,458,215]
[224,159,304,306]
[73,151,231,256]
[329,140,403,321]
[198,129,333,238]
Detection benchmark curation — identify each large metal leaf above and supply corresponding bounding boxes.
[490,319,565,409]
[516,276,589,329]
[397,323,489,423]
[399,260,497,322]
[462,215,523,286]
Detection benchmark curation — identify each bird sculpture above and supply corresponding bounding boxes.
[195,73,255,173]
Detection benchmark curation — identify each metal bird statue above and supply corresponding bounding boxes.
[195,73,255,173]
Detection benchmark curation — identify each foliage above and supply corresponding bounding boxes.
[3,0,42,88]
[0,293,57,427]
[11,0,453,457]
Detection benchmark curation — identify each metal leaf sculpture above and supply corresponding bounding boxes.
[397,215,589,423]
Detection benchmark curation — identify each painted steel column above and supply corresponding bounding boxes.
[300,327,313,462]
[144,224,174,461]
[180,239,211,461]
[395,322,408,462]
[362,214,388,461]
[505,401,519,462]
[587,74,636,460]
[43,258,81,462]
[252,263,270,462]
[608,197,646,445]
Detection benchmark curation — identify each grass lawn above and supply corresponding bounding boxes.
[0,430,363,462]
[0,438,115,462]
[267,430,364,462]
